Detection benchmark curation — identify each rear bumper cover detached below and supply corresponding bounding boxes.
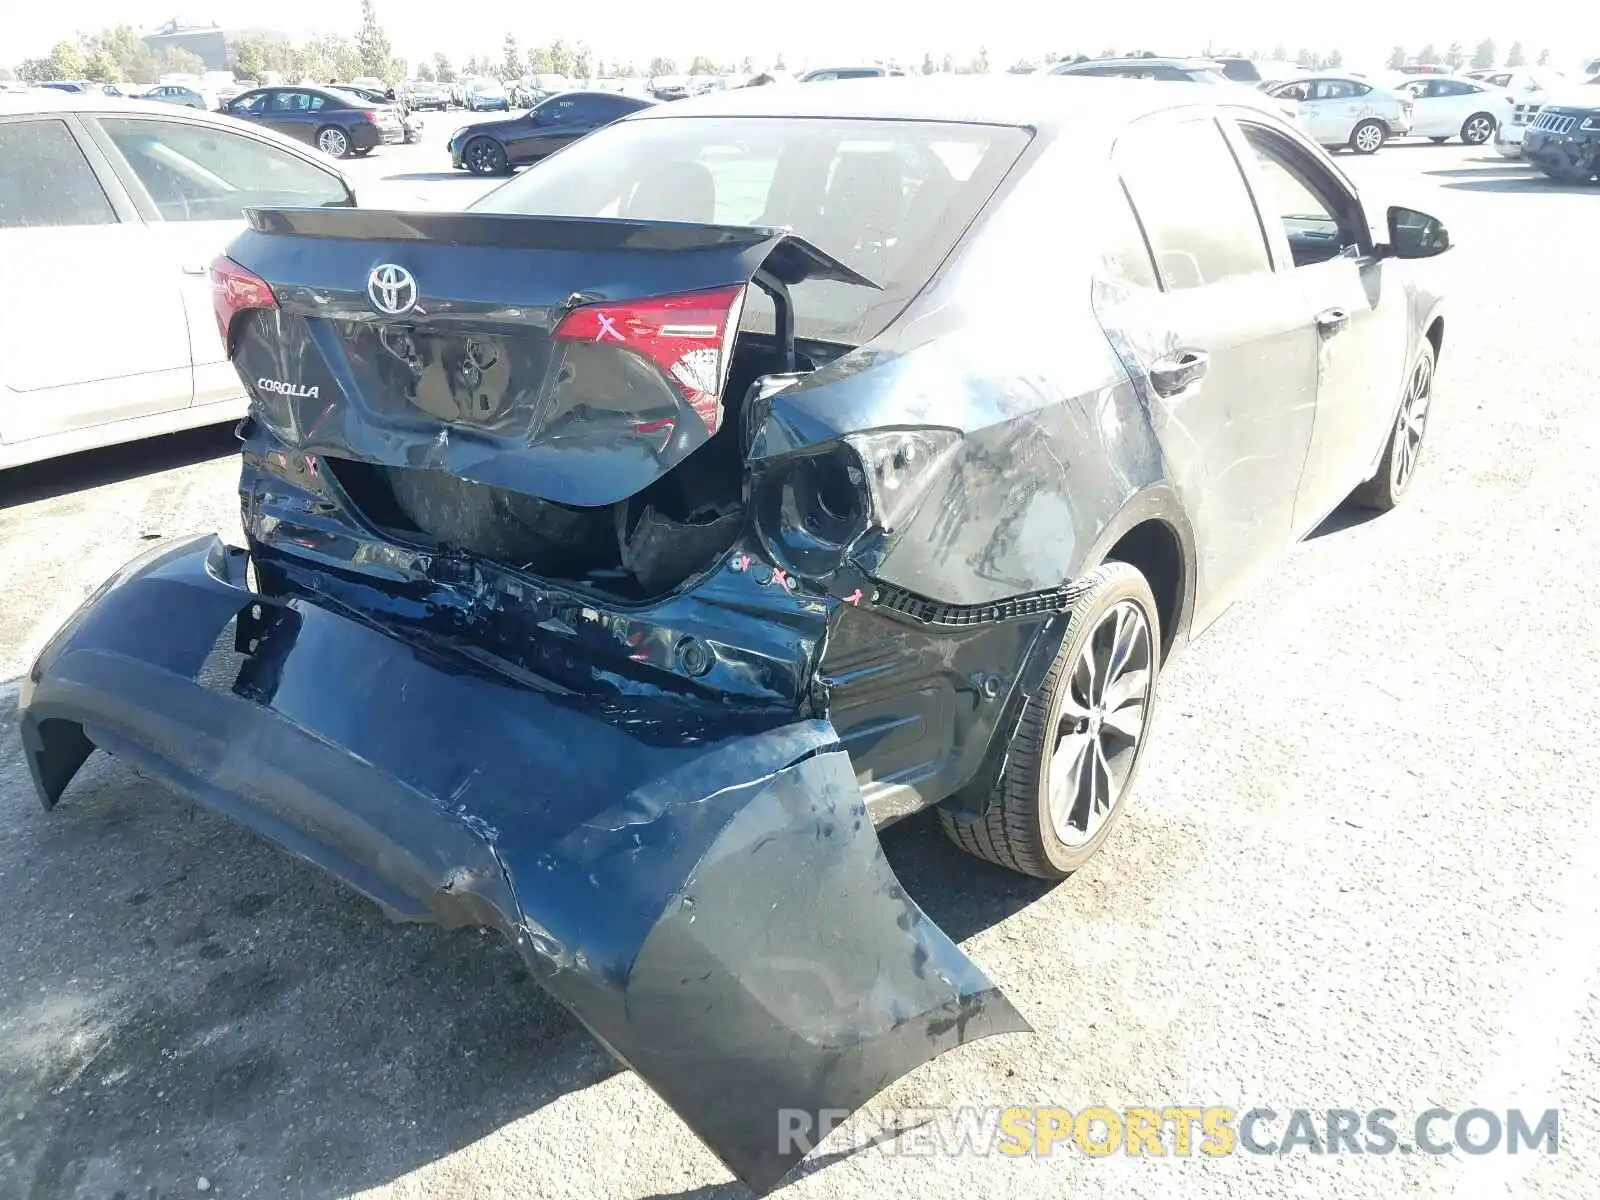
[17,535,1028,1193]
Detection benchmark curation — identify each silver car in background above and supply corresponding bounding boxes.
[1265,74,1411,152]
[0,91,356,469]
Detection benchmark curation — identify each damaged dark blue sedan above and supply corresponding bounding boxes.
[18,77,1449,1192]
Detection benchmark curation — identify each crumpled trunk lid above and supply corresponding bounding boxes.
[222,208,874,508]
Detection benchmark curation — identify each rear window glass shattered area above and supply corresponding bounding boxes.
[471,117,1031,345]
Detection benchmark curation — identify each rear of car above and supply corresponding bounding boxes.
[21,105,1039,1188]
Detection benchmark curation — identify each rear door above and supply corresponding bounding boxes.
[85,112,355,408]
[262,89,323,145]
[1226,116,1410,531]
[1112,111,1319,628]
[1302,79,1364,143]
[0,115,192,447]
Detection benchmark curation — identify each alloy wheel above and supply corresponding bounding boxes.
[318,128,348,157]
[1355,123,1384,153]
[1390,353,1433,492]
[1046,600,1155,848]
[1464,116,1493,144]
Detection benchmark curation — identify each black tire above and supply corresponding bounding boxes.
[315,125,352,159]
[1429,136,1449,144]
[1349,119,1387,154]
[1351,339,1435,512]
[1538,163,1596,184]
[1460,113,1496,145]
[463,137,507,175]
[939,562,1161,880]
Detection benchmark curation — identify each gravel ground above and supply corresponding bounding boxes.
[1,140,1597,1200]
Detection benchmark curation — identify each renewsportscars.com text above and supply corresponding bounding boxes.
[777,1106,1560,1158]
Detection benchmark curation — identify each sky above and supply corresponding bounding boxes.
[10,0,1600,73]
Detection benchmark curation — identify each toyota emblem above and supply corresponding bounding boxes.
[367,264,418,316]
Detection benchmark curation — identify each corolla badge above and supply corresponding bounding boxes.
[367,264,418,316]
[256,378,319,399]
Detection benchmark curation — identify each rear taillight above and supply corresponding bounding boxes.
[362,110,378,123]
[552,285,746,433]
[210,254,276,355]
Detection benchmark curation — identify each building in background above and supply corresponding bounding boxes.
[142,18,228,72]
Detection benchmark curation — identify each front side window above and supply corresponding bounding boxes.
[230,91,268,115]
[98,117,350,221]
[0,119,118,229]
[1238,123,1361,266]
[472,116,1030,344]
[1115,116,1271,290]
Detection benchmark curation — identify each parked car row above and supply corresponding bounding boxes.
[0,90,355,468]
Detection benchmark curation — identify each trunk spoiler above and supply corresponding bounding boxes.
[242,207,882,293]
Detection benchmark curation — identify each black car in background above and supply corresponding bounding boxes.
[1523,99,1600,182]
[448,90,652,173]
[220,85,404,158]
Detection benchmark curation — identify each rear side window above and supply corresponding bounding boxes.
[0,119,118,229]
[98,117,350,221]
[472,116,1030,344]
[1115,116,1271,290]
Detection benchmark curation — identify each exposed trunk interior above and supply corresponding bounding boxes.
[324,333,848,601]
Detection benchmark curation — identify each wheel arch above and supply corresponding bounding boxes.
[1077,483,1197,662]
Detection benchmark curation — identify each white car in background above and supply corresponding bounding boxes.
[1264,74,1411,152]
[1476,69,1573,157]
[1392,75,1501,144]
[0,91,356,469]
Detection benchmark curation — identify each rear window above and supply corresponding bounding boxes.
[471,116,1030,345]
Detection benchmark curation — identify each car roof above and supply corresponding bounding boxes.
[630,74,1235,131]
[539,89,652,102]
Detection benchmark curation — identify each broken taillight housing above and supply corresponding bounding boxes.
[552,285,746,434]
[752,429,964,582]
[210,254,277,356]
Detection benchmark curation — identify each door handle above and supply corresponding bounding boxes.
[1316,307,1350,336]
[181,263,208,276]
[1149,350,1209,397]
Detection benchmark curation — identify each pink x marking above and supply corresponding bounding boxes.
[594,313,625,343]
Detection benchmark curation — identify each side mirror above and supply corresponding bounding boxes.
[1384,206,1451,259]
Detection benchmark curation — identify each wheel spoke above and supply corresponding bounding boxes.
[1091,739,1114,816]
[1102,699,1146,744]
[1075,642,1099,712]
[1105,605,1139,684]
[1051,732,1095,837]
[1102,665,1150,715]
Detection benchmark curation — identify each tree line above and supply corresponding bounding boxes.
[6,4,1564,89]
